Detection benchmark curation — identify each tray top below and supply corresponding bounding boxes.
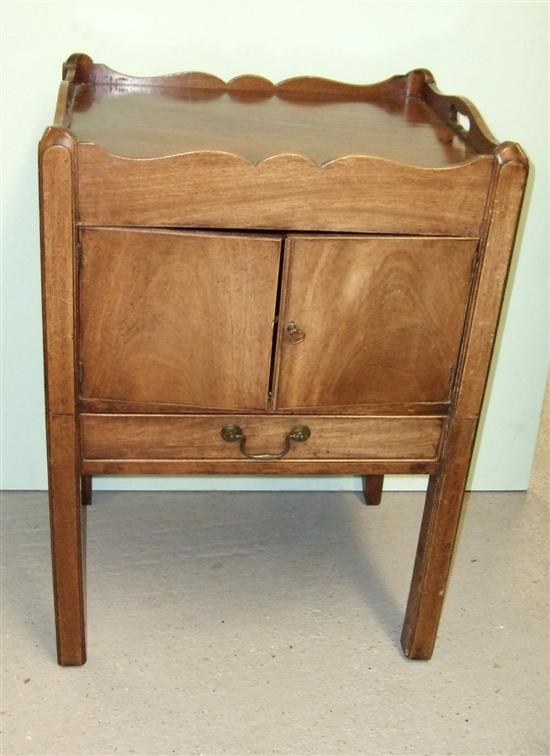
[69,85,477,167]
[54,55,500,168]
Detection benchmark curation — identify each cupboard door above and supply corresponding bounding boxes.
[274,235,477,411]
[79,228,281,411]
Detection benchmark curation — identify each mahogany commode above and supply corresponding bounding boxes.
[39,53,528,665]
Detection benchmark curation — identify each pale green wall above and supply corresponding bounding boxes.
[1,1,548,492]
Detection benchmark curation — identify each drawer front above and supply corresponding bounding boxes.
[81,414,444,461]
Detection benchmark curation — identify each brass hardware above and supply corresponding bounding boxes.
[285,321,305,344]
[221,424,311,460]
[221,425,243,443]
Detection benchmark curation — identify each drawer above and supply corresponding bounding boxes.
[81,414,445,461]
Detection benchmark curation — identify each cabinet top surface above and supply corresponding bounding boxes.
[51,55,501,168]
[68,83,475,167]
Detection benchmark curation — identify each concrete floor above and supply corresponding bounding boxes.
[2,397,548,755]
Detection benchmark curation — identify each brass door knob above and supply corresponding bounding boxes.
[285,321,305,344]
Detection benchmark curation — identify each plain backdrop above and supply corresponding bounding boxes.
[1,1,548,492]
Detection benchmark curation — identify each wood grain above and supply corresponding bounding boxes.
[76,147,493,235]
[60,55,498,162]
[274,236,477,410]
[76,63,419,97]
[69,84,476,166]
[401,417,477,659]
[401,144,529,660]
[416,70,498,155]
[79,228,281,411]
[362,475,384,505]
[453,145,529,419]
[40,135,77,415]
[39,128,86,665]
[78,397,450,416]
[40,56,530,663]
[80,413,445,462]
[46,416,86,665]
[82,459,437,476]
[54,53,93,128]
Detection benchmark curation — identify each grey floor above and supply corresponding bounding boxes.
[2,395,549,755]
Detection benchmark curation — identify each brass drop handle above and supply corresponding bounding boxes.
[221,424,311,460]
[285,321,305,344]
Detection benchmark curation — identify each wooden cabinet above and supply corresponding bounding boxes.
[79,228,281,411]
[40,54,528,665]
[274,235,478,411]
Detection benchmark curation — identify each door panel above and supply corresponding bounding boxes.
[79,228,281,411]
[274,235,477,411]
